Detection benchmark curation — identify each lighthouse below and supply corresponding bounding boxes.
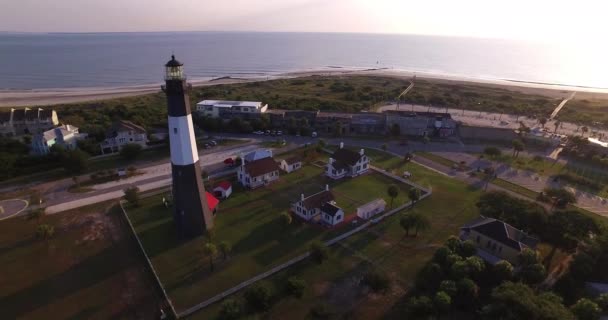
[162,55,213,238]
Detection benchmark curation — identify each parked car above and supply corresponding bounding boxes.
[265,130,271,135]
[311,131,318,138]
[254,130,264,135]
[210,140,217,146]
[277,130,283,136]
[403,171,412,179]
[204,144,210,149]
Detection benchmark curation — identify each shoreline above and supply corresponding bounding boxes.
[2,68,608,107]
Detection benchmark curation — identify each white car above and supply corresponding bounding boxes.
[253,131,264,135]
[403,171,412,179]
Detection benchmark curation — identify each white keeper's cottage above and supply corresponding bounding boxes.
[326,143,369,179]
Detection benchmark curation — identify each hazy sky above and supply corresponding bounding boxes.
[2,0,606,42]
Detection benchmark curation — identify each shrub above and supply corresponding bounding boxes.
[362,270,391,293]
[286,276,307,298]
[219,299,242,320]
[244,283,272,312]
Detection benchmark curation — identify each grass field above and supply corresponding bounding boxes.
[186,149,483,319]
[0,203,159,320]
[127,164,414,311]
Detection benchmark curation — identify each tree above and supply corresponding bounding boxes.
[119,143,143,161]
[400,214,417,237]
[203,243,218,272]
[554,121,561,133]
[519,263,547,285]
[434,291,452,318]
[244,283,273,312]
[482,282,574,320]
[594,293,608,312]
[310,241,328,264]
[571,298,601,320]
[404,152,413,163]
[581,126,589,136]
[412,213,430,237]
[459,240,477,258]
[362,269,391,293]
[518,248,541,266]
[381,143,387,152]
[387,184,399,209]
[27,208,45,222]
[512,139,525,158]
[279,212,292,227]
[219,299,242,320]
[544,187,576,209]
[494,260,514,282]
[539,117,548,128]
[407,295,434,319]
[317,139,326,148]
[455,278,479,308]
[422,136,431,145]
[36,224,55,240]
[123,186,141,207]
[484,147,502,158]
[439,280,457,297]
[408,188,421,207]
[61,149,89,174]
[219,241,231,260]
[286,276,307,298]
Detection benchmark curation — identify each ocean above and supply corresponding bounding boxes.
[1,32,606,90]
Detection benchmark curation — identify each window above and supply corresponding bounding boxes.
[486,240,491,248]
[336,214,342,220]
[363,164,368,169]
[476,235,480,243]
[173,128,178,134]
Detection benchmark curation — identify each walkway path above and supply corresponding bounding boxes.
[550,91,576,119]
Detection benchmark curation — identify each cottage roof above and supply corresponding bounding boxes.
[320,202,342,216]
[282,155,302,165]
[461,217,538,251]
[206,192,219,211]
[302,190,334,209]
[42,124,78,142]
[332,148,362,166]
[106,120,146,137]
[244,157,280,177]
[357,198,387,212]
[214,181,232,191]
[244,150,272,163]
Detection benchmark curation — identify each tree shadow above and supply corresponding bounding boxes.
[0,236,37,256]
[135,218,179,258]
[0,245,132,319]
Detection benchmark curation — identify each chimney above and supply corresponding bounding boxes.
[240,153,245,168]
[329,157,333,164]
[340,142,344,149]
[325,184,329,191]
[360,148,364,156]
[301,193,305,201]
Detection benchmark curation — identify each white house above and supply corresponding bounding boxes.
[280,156,302,173]
[237,157,280,189]
[320,201,344,226]
[196,100,268,118]
[100,120,147,154]
[356,198,387,220]
[31,124,86,155]
[292,185,334,221]
[213,181,233,199]
[243,149,272,163]
[326,143,370,179]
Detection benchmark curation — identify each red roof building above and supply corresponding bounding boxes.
[206,192,220,212]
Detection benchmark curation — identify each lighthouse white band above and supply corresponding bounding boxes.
[168,114,199,165]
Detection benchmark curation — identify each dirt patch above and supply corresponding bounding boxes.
[58,204,121,243]
[313,281,331,296]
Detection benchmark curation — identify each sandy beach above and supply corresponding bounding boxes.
[2,68,608,107]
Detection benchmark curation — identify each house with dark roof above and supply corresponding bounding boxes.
[326,142,369,179]
[100,120,147,154]
[0,107,59,137]
[460,216,539,265]
[320,201,344,226]
[237,157,280,189]
[292,185,335,221]
[279,155,302,173]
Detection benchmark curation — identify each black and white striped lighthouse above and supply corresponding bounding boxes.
[162,55,214,238]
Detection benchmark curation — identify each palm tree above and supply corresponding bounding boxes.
[408,189,421,208]
[539,117,547,128]
[219,241,231,260]
[413,213,430,237]
[400,215,416,237]
[203,243,218,271]
[381,143,388,152]
[581,126,589,136]
[512,139,524,158]
[553,121,561,133]
[387,184,399,209]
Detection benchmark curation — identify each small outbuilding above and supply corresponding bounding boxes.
[213,181,233,199]
[356,198,387,220]
[280,156,302,173]
[320,201,344,226]
[206,192,220,214]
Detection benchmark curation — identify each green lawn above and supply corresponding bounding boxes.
[416,152,460,168]
[186,150,483,320]
[127,164,413,312]
[490,178,540,199]
[0,203,158,320]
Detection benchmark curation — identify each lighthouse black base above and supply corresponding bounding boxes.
[171,161,212,238]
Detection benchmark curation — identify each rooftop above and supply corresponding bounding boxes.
[332,148,363,166]
[244,157,280,177]
[198,100,263,108]
[244,150,272,163]
[357,198,387,212]
[42,124,78,142]
[107,120,146,137]
[301,190,335,209]
[282,155,302,165]
[461,217,538,251]
[214,181,232,191]
[320,202,342,216]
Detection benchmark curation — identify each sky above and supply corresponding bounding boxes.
[1,0,607,42]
